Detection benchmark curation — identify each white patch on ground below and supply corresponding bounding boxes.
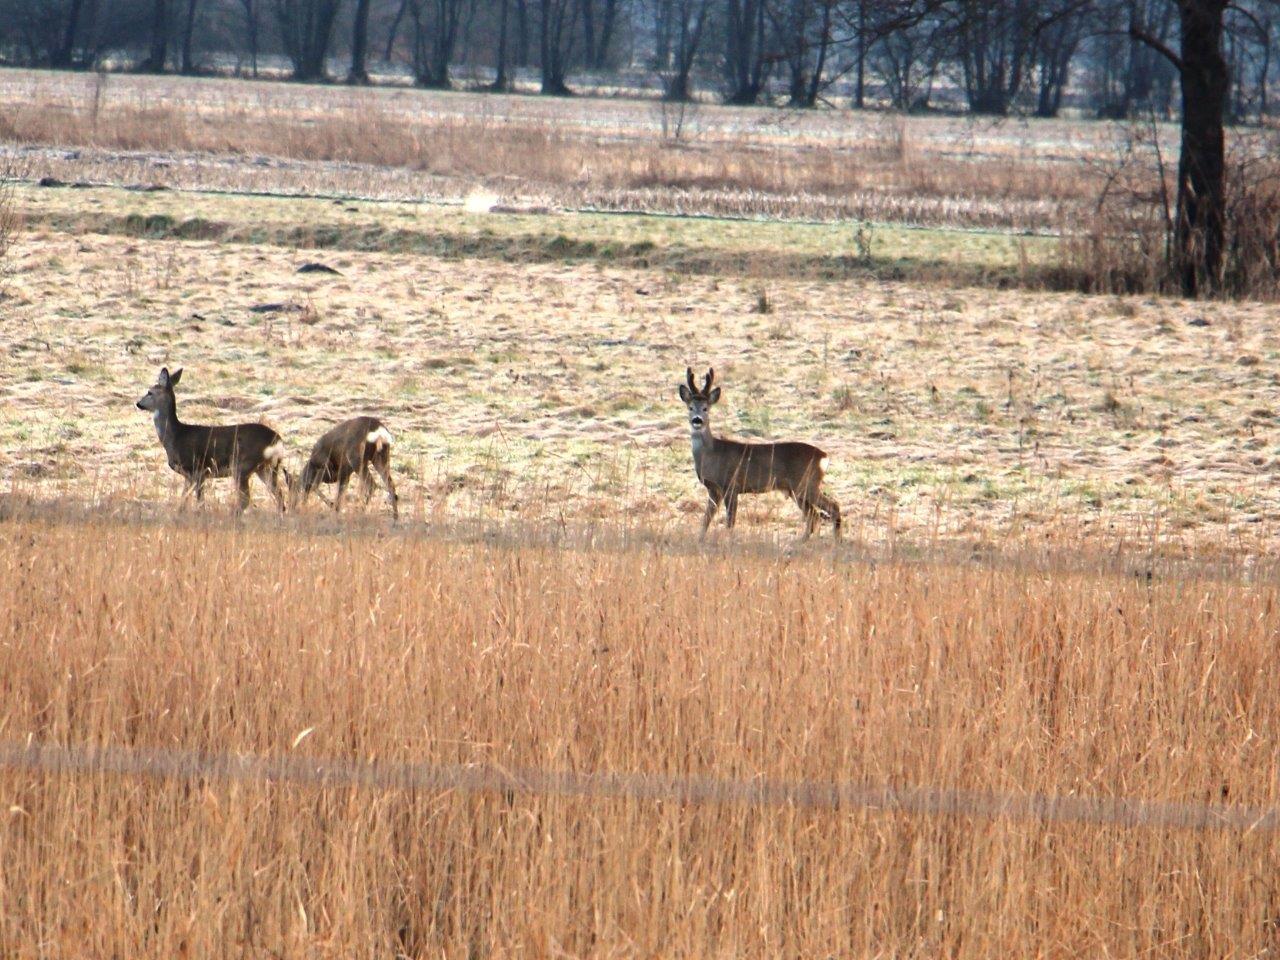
[463,190,500,214]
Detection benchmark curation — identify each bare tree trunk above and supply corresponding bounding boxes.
[142,0,169,72]
[348,0,372,81]
[515,0,530,66]
[723,0,766,103]
[803,0,834,107]
[180,0,200,73]
[53,0,87,68]
[854,0,866,108]
[539,0,574,94]
[238,0,260,75]
[384,0,409,58]
[492,0,511,88]
[1131,0,1228,296]
[1174,0,1229,295]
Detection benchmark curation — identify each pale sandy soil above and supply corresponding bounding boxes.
[4,185,1280,556]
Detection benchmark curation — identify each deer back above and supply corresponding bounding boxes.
[171,422,283,479]
[700,438,827,496]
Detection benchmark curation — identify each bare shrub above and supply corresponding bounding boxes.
[1057,123,1280,300]
[1220,144,1280,299]
[0,162,22,289]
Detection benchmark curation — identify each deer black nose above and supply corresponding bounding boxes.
[135,400,145,409]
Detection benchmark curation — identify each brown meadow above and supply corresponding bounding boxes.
[1,510,1278,957]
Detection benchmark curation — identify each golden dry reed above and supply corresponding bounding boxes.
[1,514,1278,958]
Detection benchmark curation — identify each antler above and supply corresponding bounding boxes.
[686,367,697,393]
[702,368,715,394]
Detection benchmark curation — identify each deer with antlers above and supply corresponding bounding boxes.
[679,367,840,541]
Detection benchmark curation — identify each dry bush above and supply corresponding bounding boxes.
[1221,147,1280,298]
[1,513,1279,957]
[0,161,23,288]
[1056,125,1280,300]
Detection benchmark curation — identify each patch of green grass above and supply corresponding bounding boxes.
[17,185,1059,289]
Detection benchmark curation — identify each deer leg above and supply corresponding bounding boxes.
[724,491,739,529]
[794,494,820,541]
[178,475,198,509]
[372,454,399,520]
[700,488,722,541]
[815,491,842,539]
[333,472,351,514]
[259,462,286,513]
[235,471,252,513]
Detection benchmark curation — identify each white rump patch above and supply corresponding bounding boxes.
[367,427,394,449]
[819,456,829,473]
[263,441,285,463]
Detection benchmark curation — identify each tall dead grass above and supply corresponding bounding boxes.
[0,78,1089,230]
[1,513,1278,957]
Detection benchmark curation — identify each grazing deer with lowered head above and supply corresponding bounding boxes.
[679,367,840,541]
[136,366,287,512]
[285,416,399,519]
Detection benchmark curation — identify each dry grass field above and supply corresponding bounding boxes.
[3,68,1280,958]
[2,513,1280,958]
[0,67,1145,228]
[4,181,1280,554]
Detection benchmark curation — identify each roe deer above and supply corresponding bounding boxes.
[285,416,399,519]
[679,367,840,541]
[136,367,286,512]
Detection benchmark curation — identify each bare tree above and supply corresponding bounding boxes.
[274,0,344,80]
[408,0,472,86]
[871,9,944,109]
[236,0,261,73]
[581,0,621,68]
[659,0,713,100]
[348,0,373,80]
[141,0,170,71]
[180,0,205,72]
[1033,1,1085,116]
[1129,0,1231,296]
[49,0,88,67]
[722,0,769,103]
[538,0,576,93]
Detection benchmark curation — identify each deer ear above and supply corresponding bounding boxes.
[168,368,183,386]
[679,384,693,403]
[708,386,721,405]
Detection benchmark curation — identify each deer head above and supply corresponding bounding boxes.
[136,366,182,412]
[678,367,721,434]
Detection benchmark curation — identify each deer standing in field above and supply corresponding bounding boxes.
[285,416,399,519]
[136,367,287,512]
[679,367,840,541]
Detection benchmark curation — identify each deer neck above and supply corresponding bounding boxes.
[690,424,716,472]
[152,395,184,459]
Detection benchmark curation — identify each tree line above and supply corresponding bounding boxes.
[2,0,1276,121]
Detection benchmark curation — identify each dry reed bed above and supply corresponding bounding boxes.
[1,514,1278,957]
[0,69,1104,230]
